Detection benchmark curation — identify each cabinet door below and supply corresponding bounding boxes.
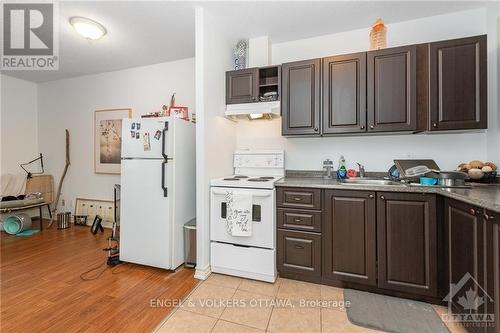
[322,53,367,134]
[323,190,376,285]
[377,192,437,296]
[429,35,487,130]
[281,59,321,136]
[445,199,487,330]
[367,46,417,132]
[226,68,259,104]
[485,210,499,333]
[277,229,321,278]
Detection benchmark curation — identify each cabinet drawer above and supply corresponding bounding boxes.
[277,187,321,209]
[277,208,321,232]
[277,229,321,278]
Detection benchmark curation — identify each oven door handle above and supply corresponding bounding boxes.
[211,189,272,198]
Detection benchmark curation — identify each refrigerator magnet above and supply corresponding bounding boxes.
[131,131,135,137]
[143,132,151,151]
[136,123,141,130]
[131,123,136,130]
[135,132,140,139]
[154,130,162,140]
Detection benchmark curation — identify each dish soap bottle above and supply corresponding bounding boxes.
[337,155,347,180]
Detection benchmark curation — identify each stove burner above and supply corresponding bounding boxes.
[223,177,240,181]
[258,176,275,180]
[248,178,270,182]
[233,175,249,179]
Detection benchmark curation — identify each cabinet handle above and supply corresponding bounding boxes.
[314,127,319,131]
[369,194,374,199]
[380,195,385,200]
[483,211,495,220]
[294,244,304,250]
[294,218,302,223]
[432,123,438,128]
[360,125,365,130]
[370,125,374,129]
[293,197,303,201]
[470,208,477,215]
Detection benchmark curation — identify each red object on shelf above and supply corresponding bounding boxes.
[347,169,357,178]
[168,106,189,120]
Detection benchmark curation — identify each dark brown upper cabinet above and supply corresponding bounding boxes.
[322,53,367,134]
[323,190,377,286]
[367,45,417,132]
[377,192,437,297]
[429,35,487,131]
[226,68,259,104]
[281,59,321,136]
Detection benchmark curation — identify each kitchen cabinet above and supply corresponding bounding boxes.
[277,229,322,280]
[367,45,417,132]
[226,68,259,104]
[377,192,437,297]
[281,59,321,136]
[444,198,494,333]
[429,35,487,131]
[323,190,377,286]
[485,209,499,333]
[277,187,322,282]
[322,53,367,134]
[277,35,487,137]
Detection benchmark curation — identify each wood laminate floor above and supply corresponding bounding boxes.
[1,221,197,333]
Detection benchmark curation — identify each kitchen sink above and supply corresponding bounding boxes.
[340,178,404,186]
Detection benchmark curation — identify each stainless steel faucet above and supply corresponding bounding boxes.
[356,162,366,178]
[323,159,334,180]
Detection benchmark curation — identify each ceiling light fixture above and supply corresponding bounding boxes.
[69,16,107,40]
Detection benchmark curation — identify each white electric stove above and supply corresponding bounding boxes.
[210,150,284,282]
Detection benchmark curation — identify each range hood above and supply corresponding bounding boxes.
[225,101,280,121]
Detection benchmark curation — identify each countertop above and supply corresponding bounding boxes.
[275,177,500,213]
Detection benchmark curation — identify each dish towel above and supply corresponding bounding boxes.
[225,190,252,237]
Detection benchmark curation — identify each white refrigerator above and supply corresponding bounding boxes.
[120,117,195,270]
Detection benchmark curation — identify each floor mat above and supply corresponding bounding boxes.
[15,229,41,237]
[344,289,449,333]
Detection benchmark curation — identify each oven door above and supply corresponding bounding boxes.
[210,187,275,249]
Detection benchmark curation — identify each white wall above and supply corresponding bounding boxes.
[236,7,499,171]
[195,6,236,279]
[37,58,195,212]
[1,75,38,175]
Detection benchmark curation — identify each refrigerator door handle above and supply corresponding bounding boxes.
[161,121,169,160]
[161,160,168,197]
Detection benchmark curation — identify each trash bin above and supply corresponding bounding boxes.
[184,218,196,268]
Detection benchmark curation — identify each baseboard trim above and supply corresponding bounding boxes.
[194,265,211,280]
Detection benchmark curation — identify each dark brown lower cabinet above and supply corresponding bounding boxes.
[377,192,437,297]
[445,198,484,333]
[444,199,500,333]
[277,229,322,279]
[323,190,377,286]
[484,209,499,333]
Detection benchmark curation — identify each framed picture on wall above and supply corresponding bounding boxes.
[94,108,132,174]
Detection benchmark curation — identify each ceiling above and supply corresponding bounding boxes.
[2,1,488,83]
